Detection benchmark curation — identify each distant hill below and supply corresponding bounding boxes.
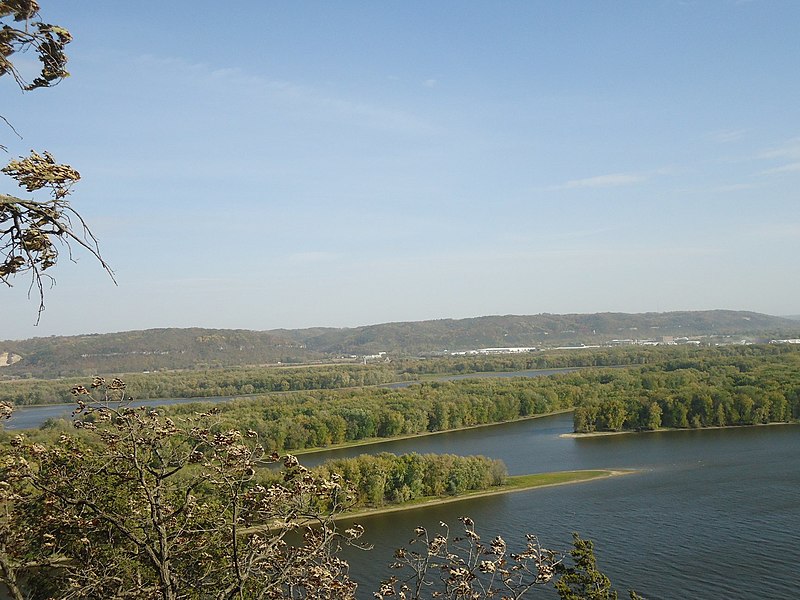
[0,328,322,378]
[276,310,799,354]
[2,310,798,378]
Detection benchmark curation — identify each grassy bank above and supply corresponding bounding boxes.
[337,469,636,521]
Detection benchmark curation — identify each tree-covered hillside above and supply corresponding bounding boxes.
[1,311,797,378]
[0,328,324,378]
[284,310,798,354]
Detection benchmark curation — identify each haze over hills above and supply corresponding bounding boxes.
[278,310,798,355]
[1,310,798,378]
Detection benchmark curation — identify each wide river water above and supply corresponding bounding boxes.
[311,413,800,600]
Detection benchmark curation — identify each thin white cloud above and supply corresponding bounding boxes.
[758,162,800,176]
[287,251,341,263]
[710,183,759,193]
[551,173,646,190]
[132,54,437,136]
[748,223,800,240]
[707,129,747,143]
[758,137,800,160]
[728,137,800,176]
[423,79,438,88]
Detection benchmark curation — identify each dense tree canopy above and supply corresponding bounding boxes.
[0,363,408,406]
[571,345,800,432]
[316,452,507,507]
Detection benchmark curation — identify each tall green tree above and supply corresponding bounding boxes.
[555,533,641,600]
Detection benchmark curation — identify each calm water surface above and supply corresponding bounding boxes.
[331,413,800,599]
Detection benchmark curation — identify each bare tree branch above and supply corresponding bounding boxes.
[1,2,114,323]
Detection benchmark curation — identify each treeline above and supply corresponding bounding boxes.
[0,364,406,406]
[572,345,800,432]
[22,345,800,447]
[314,453,507,507]
[161,376,576,451]
[5,344,790,408]
[2,343,652,406]
[176,345,796,449]
[2,344,657,407]
[398,344,783,376]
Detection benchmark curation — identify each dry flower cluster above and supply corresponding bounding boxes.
[1,0,113,321]
[375,517,562,600]
[1,379,639,599]
[1,379,363,599]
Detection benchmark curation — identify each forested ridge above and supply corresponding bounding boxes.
[2,310,797,378]
[0,328,323,378]
[274,310,798,354]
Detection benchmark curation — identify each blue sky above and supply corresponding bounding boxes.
[2,1,799,340]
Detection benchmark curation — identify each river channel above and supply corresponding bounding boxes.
[325,413,800,600]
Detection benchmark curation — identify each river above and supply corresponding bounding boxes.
[325,413,800,599]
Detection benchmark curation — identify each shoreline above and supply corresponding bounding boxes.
[293,409,574,456]
[335,469,637,521]
[561,420,800,439]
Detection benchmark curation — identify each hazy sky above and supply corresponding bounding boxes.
[2,1,799,340]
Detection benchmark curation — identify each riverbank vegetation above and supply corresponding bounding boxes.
[338,471,625,520]
[314,452,507,507]
[1,379,635,599]
[0,363,406,406]
[8,345,798,448]
[157,377,574,451]
[571,344,800,432]
[159,344,800,446]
